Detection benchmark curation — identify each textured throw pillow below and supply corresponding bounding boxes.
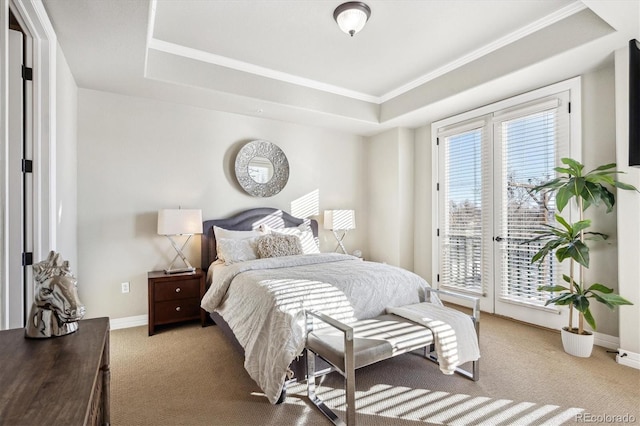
[256,234,304,259]
[261,223,320,254]
[216,237,258,265]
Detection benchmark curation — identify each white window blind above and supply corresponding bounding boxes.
[494,94,570,306]
[439,120,491,295]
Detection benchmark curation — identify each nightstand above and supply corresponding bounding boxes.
[148,268,206,336]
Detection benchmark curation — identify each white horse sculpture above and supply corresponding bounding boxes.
[25,251,86,338]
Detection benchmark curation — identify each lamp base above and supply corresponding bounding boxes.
[332,230,349,254]
[164,267,196,275]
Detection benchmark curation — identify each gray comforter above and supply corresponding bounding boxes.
[201,253,437,403]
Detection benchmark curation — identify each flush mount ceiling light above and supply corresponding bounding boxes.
[333,2,371,37]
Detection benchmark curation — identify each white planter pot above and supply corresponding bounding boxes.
[561,327,594,357]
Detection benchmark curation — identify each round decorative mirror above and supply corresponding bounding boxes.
[235,140,289,197]
[247,156,274,184]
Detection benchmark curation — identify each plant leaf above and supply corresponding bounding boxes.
[596,293,634,307]
[590,292,616,310]
[583,308,596,331]
[530,178,563,193]
[590,163,617,172]
[561,158,584,175]
[569,240,590,268]
[531,239,563,264]
[554,214,572,232]
[580,182,600,210]
[556,240,590,267]
[556,185,572,212]
[547,293,575,306]
[586,283,614,294]
[537,285,570,292]
[571,219,592,235]
[554,167,574,176]
[615,181,639,192]
[573,295,590,313]
[584,231,608,241]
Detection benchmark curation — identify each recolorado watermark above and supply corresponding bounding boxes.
[576,413,637,423]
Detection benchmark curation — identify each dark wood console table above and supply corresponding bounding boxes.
[0,317,110,425]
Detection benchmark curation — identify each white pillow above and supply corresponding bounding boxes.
[216,237,259,265]
[214,225,263,240]
[261,223,320,254]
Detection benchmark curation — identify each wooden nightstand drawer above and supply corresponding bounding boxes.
[154,298,200,324]
[154,278,200,301]
[148,269,206,335]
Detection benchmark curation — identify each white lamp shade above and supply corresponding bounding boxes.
[157,209,203,235]
[324,210,356,230]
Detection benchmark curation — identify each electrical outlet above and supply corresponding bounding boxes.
[121,282,130,293]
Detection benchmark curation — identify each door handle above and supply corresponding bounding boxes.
[495,236,504,242]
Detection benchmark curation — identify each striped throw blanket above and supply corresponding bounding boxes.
[387,302,480,374]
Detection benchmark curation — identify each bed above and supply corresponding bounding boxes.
[199,208,443,404]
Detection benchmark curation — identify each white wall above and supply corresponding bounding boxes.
[614,45,640,356]
[55,41,78,268]
[398,128,415,271]
[77,89,366,320]
[413,126,433,283]
[366,128,414,269]
[580,62,620,337]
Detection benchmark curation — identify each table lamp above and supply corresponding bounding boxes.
[324,210,355,254]
[157,208,203,274]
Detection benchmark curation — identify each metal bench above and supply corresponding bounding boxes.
[305,289,480,425]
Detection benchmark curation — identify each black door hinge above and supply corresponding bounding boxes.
[22,66,33,81]
[437,274,440,282]
[437,228,440,237]
[436,182,440,191]
[22,252,33,266]
[22,159,32,173]
[568,102,571,114]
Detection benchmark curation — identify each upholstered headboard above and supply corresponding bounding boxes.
[201,208,319,271]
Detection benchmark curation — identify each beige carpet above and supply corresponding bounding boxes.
[110,314,639,425]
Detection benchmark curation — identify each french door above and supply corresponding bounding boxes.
[435,83,577,329]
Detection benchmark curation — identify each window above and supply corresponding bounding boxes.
[433,78,579,328]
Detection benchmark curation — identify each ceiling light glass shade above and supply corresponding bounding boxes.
[333,2,371,37]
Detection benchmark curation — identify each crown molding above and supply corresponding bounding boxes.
[146,37,380,104]
[379,1,588,102]
[146,1,588,106]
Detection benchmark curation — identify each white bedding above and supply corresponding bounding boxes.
[200,253,439,403]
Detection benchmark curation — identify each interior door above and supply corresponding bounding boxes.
[8,28,24,328]
[8,26,33,329]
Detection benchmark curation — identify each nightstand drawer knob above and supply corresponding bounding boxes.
[175,287,181,293]
[175,306,181,312]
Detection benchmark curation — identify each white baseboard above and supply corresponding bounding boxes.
[110,315,148,330]
[616,349,640,369]
[593,332,619,350]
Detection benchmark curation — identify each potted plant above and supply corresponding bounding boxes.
[527,158,636,357]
